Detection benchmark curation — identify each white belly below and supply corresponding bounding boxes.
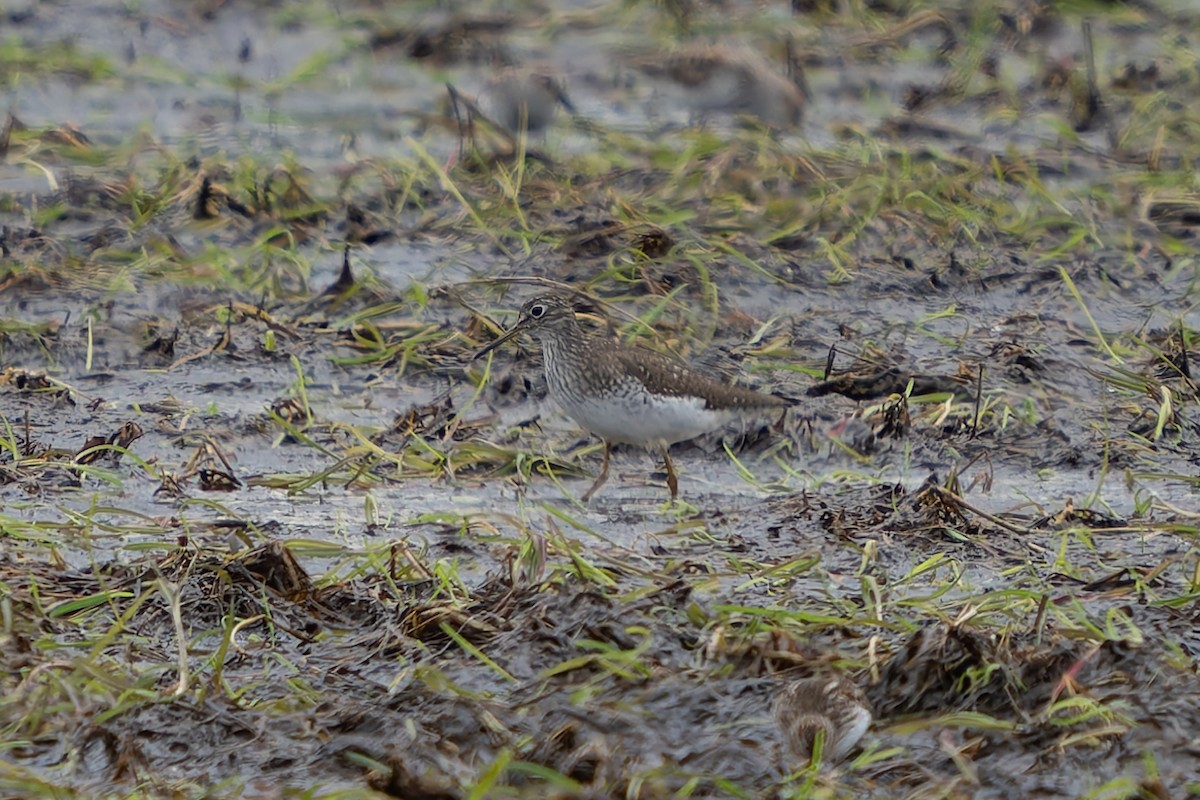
[827,706,871,761]
[557,391,732,449]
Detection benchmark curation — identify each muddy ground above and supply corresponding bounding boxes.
[1,0,1199,797]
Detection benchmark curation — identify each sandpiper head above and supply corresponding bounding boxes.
[473,294,578,359]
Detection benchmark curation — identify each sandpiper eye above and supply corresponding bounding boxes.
[529,303,546,318]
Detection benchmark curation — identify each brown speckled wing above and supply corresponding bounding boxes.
[611,345,786,411]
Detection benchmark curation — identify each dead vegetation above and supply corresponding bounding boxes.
[1,0,1200,797]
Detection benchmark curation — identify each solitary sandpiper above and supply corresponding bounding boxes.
[481,68,575,137]
[630,42,806,128]
[773,676,871,767]
[473,293,787,501]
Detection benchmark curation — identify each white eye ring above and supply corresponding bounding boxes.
[529,304,546,318]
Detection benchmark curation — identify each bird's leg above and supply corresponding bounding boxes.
[661,448,679,500]
[581,440,612,502]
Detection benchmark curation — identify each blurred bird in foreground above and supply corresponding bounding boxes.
[773,676,871,767]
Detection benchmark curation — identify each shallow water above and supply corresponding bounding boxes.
[2,0,1199,797]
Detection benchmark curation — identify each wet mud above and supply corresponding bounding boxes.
[1,0,1199,797]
